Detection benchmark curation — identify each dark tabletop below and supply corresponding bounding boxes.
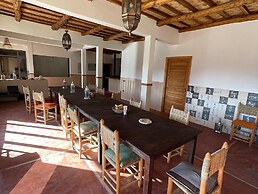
[50,86,202,159]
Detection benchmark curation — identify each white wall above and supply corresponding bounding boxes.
[121,41,144,79]
[123,21,258,110]
[177,21,258,93]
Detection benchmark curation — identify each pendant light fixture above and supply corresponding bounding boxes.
[122,0,141,35]
[3,37,12,49]
[62,20,72,51]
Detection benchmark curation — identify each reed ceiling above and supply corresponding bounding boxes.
[0,0,144,44]
[1,0,258,46]
[108,0,258,32]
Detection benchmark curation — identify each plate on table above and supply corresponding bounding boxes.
[112,106,123,114]
[138,118,152,125]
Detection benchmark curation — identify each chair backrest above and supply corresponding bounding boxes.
[200,142,229,194]
[67,107,83,139]
[129,98,142,108]
[33,91,45,105]
[100,119,119,153]
[169,106,190,125]
[88,83,96,91]
[58,93,68,116]
[67,107,79,126]
[111,92,121,100]
[22,85,30,95]
[236,102,258,120]
[96,87,105,95]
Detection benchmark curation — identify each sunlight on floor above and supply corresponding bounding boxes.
[2,120,100,173]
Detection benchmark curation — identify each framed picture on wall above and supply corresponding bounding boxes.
[88,63,96,71]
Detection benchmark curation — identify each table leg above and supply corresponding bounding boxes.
[187,136,198,163]
[143,157,154,194]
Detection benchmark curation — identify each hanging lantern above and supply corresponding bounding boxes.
[122,0,141,35]
[62,30,72,51]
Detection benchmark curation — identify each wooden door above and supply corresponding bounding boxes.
[162,56,192,113]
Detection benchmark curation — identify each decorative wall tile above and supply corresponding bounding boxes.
[197,99,205,106]
[188,85,194,93]
[229,90,239,99]
[186,97,192,104]
[219,96,228,104]
[192,92,199,99]
[224,105,236,120]
[227,98,239,106]
[206,88,214,95]
[185,85,258,138]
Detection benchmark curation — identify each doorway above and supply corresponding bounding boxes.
[162,56,192,113]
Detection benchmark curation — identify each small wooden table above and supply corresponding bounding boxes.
[50,86,202,194]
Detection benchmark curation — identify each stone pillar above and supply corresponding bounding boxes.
[140,35,155,111]
[96,46,103,89]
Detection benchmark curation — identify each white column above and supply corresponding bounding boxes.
[81,49,87,88]
[96,46,103,89]
[26,42,34,78]
[140,35,155,111]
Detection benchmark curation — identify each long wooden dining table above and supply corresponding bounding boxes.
[50,86,202,194]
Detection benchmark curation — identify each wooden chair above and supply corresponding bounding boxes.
[111,92,121,101]
[96,87,105,95]
[230,102,258,147]
[129,98,142,108]
[164,106,190,163]
[67,108,98,159]
[58,93,72,138]
[33,91,57,125]
[167,142,229,194]
[88,83,96,91]
[22,85,34,114]
[100,119,143,194]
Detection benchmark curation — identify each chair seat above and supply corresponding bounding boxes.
[35,103,57,109]
[74,121,97,135]
[105,144,140,168]
[232,119,256,129]
[167,162,217,194]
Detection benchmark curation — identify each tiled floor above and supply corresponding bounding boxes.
[0,101,257,194]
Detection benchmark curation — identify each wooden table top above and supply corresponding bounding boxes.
[50,86,202,159]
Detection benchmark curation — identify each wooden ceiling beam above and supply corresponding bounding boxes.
[81,25,105,36]
[122,37,145,44]
[202,0,231,18]
[106,0,121,6]
[239,5,250,15]
[142,0,173,11]
[157,0,254,26]
[179,13,258,32]
[103,32,128,41]
[13,0,22,22]
[175,0,215,23]
[51,15,71,30]
[162,4,201,25]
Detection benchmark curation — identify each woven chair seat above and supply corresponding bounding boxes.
[105,143,140,168]
[73,121,97,136]
[167,161,217,194]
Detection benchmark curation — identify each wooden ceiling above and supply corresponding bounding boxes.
[0,0,144,44]
[108,0,258,32]
[1,0,258,45]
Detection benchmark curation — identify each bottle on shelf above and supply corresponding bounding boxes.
[62,79,67,89]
